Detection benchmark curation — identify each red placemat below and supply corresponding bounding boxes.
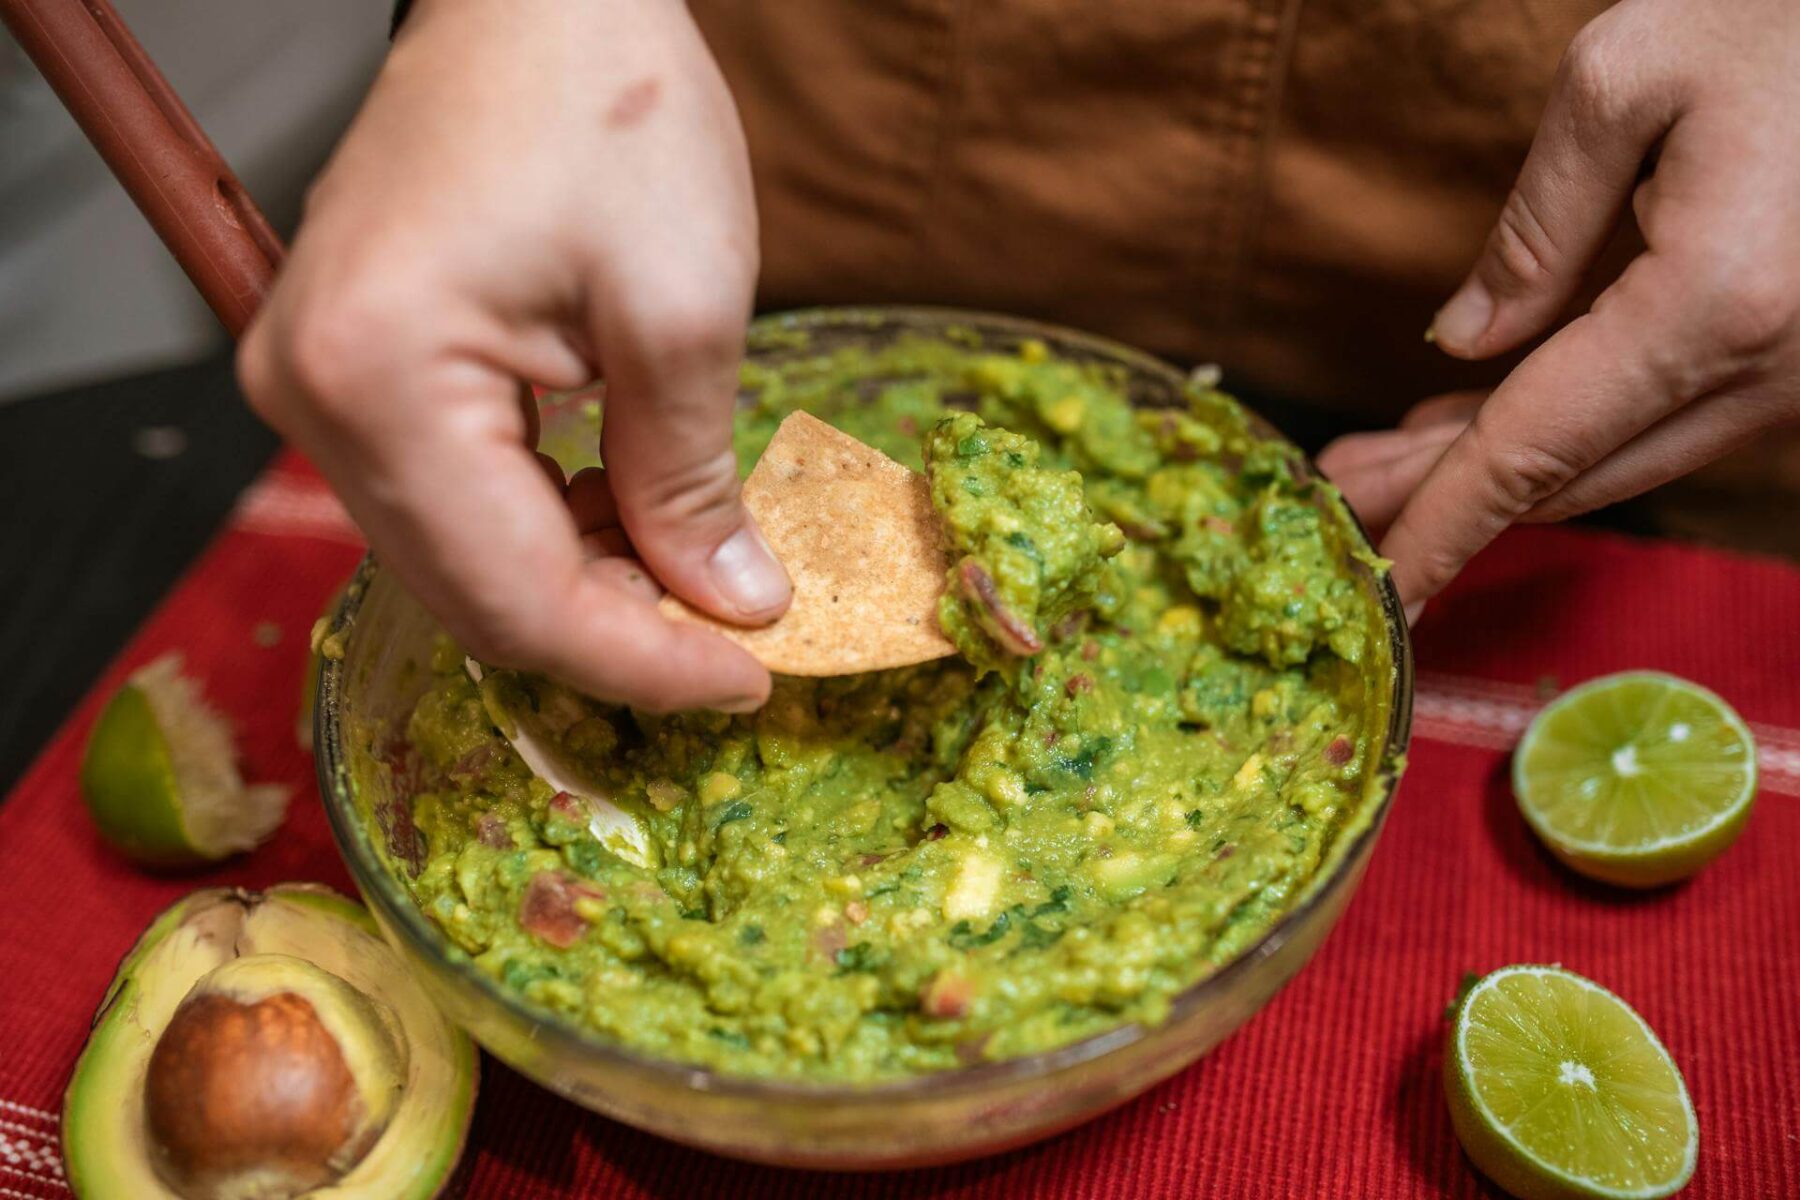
[3,451,1796,1199]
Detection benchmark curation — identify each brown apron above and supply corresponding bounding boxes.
[692,0,1612,420]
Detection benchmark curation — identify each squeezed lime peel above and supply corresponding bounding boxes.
[139,657,289,855]
[81,653,288,864]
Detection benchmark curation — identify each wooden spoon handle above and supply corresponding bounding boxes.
[1,0,285,336]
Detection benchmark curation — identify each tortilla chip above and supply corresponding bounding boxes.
[660,412,954,676]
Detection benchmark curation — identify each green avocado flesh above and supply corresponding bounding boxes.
[391,333,1395,1081]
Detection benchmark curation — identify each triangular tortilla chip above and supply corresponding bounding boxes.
[660,412,954,676]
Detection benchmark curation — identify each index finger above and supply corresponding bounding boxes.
[1380,252,1712,607]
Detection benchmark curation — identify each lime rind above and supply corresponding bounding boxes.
[1449,965,1697,1200]
[81,681,193,864]
[80,654,289,865]
[1513,672,1756,880]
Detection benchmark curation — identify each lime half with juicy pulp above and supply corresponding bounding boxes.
[1513,672,1756,887]
[1447,965,1697,1200]
[80,654,289,867]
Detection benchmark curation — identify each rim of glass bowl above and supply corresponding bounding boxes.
[315,304,1415,1103]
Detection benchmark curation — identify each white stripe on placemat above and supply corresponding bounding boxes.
[0,1162,65,1194]
[0,1108,65,1195]
[229,470,362,546]
[0,1123,52,1146]
[0,1131,62,1177]
[1414,672,1800,797]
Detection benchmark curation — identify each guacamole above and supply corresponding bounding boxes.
[392,334,1391,1081]
[925,411,1125,670]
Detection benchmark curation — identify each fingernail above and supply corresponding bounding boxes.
[708,523,790,619]
[1430,281,1494,352]
[1403,600,1425,627]
[714,694,766,715]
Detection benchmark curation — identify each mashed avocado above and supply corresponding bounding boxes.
[394,335,1391,1081]
[926,411,1126,671]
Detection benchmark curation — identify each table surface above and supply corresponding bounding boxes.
[4,359,1796,1199]
[4,453,1797,1198]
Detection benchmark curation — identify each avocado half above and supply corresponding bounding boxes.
[63,884,477,1200]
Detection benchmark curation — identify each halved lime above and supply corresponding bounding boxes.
[80,654,288,867]
[1446,965,1697,1200]
[1513,672,1756,887]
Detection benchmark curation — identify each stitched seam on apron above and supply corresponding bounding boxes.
[1190,0,1289,343]
[903,0,974,294]
[1215,0,1307,358]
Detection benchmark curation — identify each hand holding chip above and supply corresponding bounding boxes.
[236,0,788,713]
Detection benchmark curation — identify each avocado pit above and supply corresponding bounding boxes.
[145,955,405,1200]
[61,885,477,1200]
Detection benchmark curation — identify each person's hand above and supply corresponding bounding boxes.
[1318,0,1800,616]
[239,0,788,711]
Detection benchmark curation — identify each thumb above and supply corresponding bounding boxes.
[596,297,792,626]
[1431,20,1670,359]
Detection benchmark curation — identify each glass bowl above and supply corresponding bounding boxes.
[315,306,1414,1169]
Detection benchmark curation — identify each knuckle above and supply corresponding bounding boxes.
[627,265,750,375]
[633,445,743,527]
[1691,267,1794,363]
[1470,419,1589,512]
[264,274,428,426]
[1525,488,1591,525]
[627,683,686,716]
[280,312,369,425]
[1490,441,1587,509]
[1484,190,1558,295]
[1558,22,1633,130]
[430,563,574,675]
[641,293,745,372]
[1416,545,1471,598]
[234,325,283,425]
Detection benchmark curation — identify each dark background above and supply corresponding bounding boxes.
[0,354,279,790]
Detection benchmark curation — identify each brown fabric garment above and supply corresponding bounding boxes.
[693,0,1611,419]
